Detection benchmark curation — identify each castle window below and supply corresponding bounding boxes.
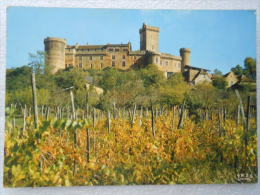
[91,64,93,69]
[165,61,168,66]
[101,63,103,68]
[108,48,114,52]
[112,61,115,67]
[156,57,158,63]
[122,61,126,67]
[112,55,115,60]
[100,56,103,60]
[90,56,92,60]
[122,55,125,59]
[123,48,128,52]
[115,48,119,52]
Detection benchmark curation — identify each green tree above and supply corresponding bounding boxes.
[160,73,191,106]
[29,50,45,74]
[54,69,88,89]
[6,66,32,91]
[244,57,256,80]
[213,69,222,76]
[139,64,165,88]
[212,76,228,89]
[231,64,243,76]
[186,83,220,110]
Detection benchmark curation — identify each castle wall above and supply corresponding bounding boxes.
[64,45,146,70]
[148,53,182,76]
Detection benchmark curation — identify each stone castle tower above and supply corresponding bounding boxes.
[139,24,160,52]
[44,37,67,73]
[180,48,191,72]
[44,24,194,78]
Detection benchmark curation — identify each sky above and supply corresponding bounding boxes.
[7,7,256,73]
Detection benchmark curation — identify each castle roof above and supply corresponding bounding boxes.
[77,45,106,49]
[184,65,209,71]
[66,43,130,50]
[223,71,235,77]
[160,52,182,60]
[129,50,146,55]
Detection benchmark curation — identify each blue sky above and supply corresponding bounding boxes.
[7,7,256,73]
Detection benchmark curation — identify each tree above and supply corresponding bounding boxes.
[139,64,165,88]
[231,64,243,76]
[98,68,119,91]
[29,51,45,74]
[186,83,220,110]
[6,66,32,91]
[244,57,256,80]
[230,57,256,80]
[160,73,191,106]
[54,69,88,89]
[213,69,222,76]
[212,77,228,89]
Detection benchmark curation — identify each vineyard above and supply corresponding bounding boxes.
[4,60,258,187]
[4,103,258,186]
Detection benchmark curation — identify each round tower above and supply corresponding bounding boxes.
[180,48,191,71]
[44,37,67,74]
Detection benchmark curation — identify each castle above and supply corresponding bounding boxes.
[44,23,212,83]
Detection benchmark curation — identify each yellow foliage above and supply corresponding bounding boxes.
[3,113,258,186]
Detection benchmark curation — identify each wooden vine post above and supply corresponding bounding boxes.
[107,110,111,133]
[177,103,185,129]
[150,101,156,137]
[244,95,251,169]
[92,107,96,128]
[31,71,39,129]
[235,90,246,126]
[86,128,91,163]
[70,89,76,120]
[235,90,250,170]
[64,86,77,174]
[22,104,27,135]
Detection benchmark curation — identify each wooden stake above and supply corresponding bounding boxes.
[151,103,156,137]
[31,71,38,128]
[92,107,96,127]
[107,110,111,133]
[86,128,90,163]
[235,90,246,127]
[236,105,240,125]
[22,104,27,135]
[177,103,185,129]
[70,89,76,120]
[139,106,143,127]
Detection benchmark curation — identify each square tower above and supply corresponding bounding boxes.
[139,24,160,52]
